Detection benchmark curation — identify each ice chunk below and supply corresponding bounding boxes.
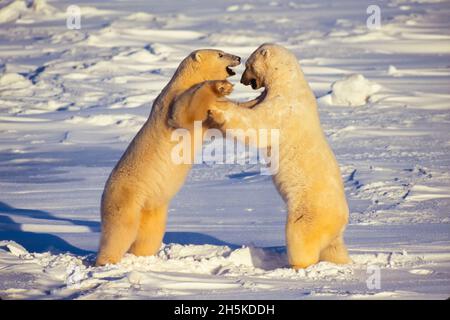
[329,74,381,106]
[0,0,27,23]
[0,240,29,256]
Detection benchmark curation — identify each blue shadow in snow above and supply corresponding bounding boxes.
[0,215,93,255]
[0,201,96,255]
[0,201,242,255]
[163,232,239,248]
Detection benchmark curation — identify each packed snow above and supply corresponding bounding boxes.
[0,0,449,299]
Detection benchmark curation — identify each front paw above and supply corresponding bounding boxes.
[213,80,234,97]
[205,109,226,129]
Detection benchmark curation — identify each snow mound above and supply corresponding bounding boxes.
[388,65,399,75]
[319,74,381,107]
[0,240,445,299]
[51,30,87,44]
[122,12,156,22]
[0,72,32,89]
[0,240,28,256]
[0,0,57,23]
[113,48,160,64]
[30,0,58,15]
[0,0,27,23]
[144,43,174,56]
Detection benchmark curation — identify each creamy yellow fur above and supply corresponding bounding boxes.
[169,80,234,131]
[207,44,351,269]
[96,50,240,266]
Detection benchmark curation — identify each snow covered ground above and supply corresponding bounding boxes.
[0,0,449,299]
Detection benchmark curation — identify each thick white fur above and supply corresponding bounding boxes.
[207,44,351,269]
[96,50,239,266]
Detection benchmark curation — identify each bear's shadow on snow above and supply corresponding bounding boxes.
[0,201,244,256]
[0,202,287,269]
[0,201,96,255]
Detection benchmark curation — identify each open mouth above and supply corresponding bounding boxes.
[226,66,236,76]
[250,78,258,89]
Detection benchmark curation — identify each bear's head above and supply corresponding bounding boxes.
[189,49,241,80]
[241,43,299,90]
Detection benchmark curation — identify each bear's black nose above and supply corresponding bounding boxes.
[235,56,241,63]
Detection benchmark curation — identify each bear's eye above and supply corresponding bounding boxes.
[218,53,224,58]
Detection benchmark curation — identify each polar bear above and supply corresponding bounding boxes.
[96,50,240,266]
[206,44,351,269]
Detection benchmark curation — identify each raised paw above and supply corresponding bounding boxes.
[212,80,234,97]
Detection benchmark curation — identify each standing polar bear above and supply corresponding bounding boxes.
[205,44,351,269]
[96,50,240,266]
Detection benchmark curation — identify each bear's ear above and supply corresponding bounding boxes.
[194,51,202,62]
[260,48,270,57]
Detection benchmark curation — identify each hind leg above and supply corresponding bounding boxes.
[320,235,351,264]
[286,213,323,269]
[96,204,141,266]
[128,205,168,257]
